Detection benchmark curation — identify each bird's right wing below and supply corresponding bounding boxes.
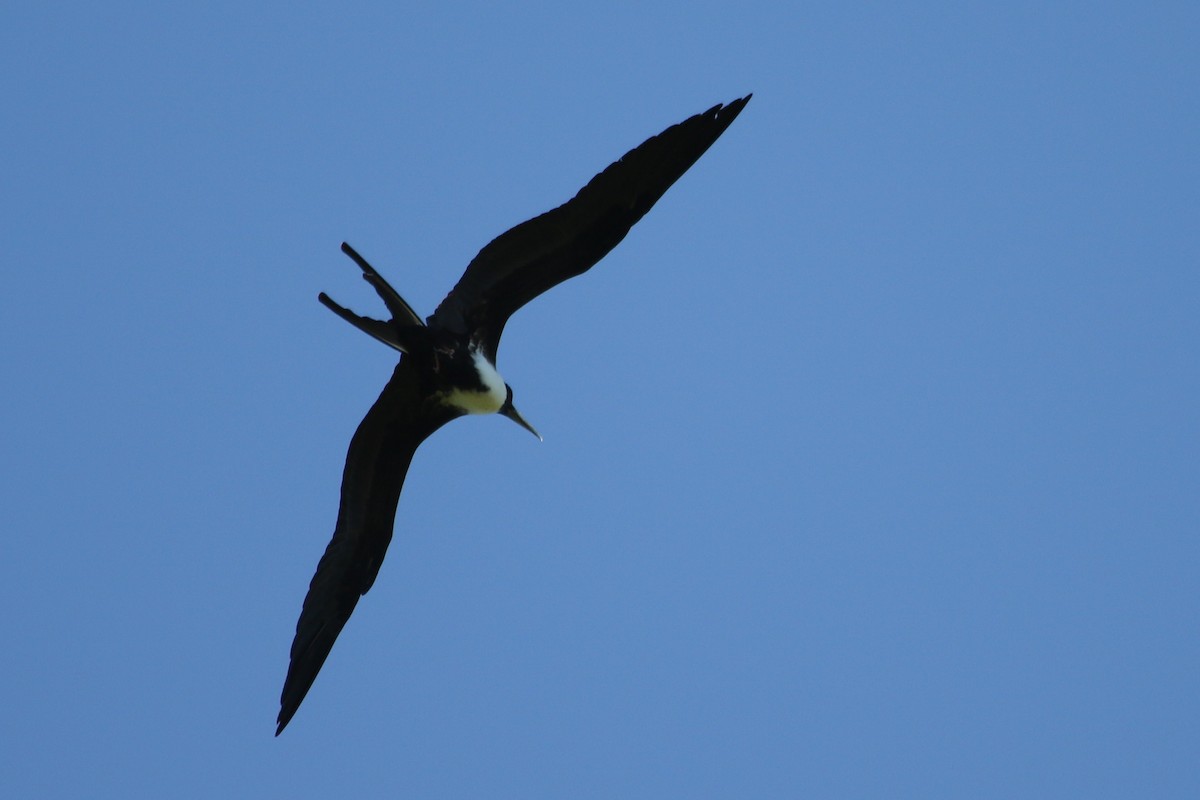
[276,358,457,735]
[428,95,751,358]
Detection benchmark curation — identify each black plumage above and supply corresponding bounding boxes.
[277,95,750,735]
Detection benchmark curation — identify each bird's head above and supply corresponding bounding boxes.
[500,385,542,441]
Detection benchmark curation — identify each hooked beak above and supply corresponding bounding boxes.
[500,398,542,441]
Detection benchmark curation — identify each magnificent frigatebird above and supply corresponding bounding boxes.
[277,95,750,734]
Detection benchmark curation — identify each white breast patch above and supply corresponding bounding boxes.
[443,349,507,415]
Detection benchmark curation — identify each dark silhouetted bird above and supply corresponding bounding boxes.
[277,95,751,734]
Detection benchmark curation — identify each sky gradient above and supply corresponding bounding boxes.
[2,2,1197,797]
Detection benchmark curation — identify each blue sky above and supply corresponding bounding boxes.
[2,1,1197,797]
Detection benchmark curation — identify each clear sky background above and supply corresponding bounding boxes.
[2,2,1197,797]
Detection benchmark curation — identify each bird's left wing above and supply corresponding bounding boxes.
[276,359,458,735]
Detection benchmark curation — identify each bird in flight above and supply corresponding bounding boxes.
[277,95,751,735]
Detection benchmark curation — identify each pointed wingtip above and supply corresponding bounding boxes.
[725,94,753,115]
[276,698,304,736]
